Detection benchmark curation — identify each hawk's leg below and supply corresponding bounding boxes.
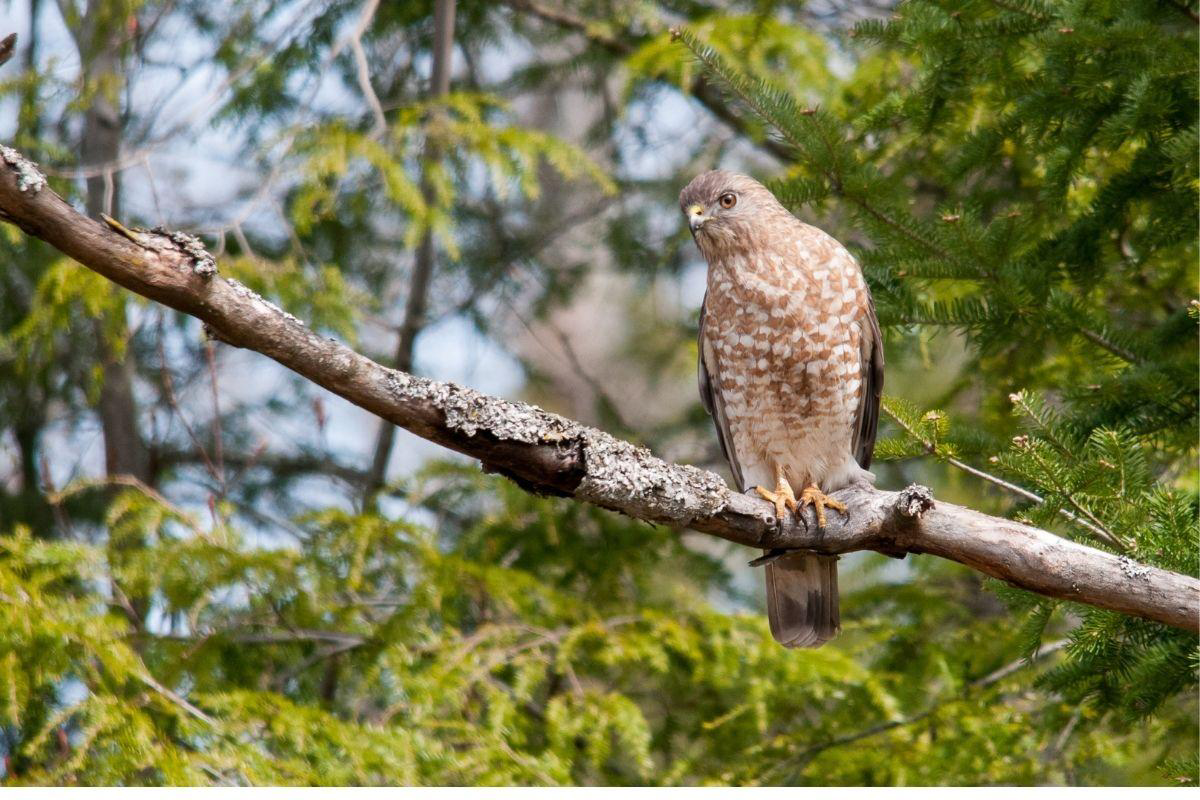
[799,484,848,530]
[754,466,799,520]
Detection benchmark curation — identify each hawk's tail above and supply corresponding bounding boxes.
[765,552,840,648]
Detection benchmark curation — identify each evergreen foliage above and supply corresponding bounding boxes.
[674,0,1197,782]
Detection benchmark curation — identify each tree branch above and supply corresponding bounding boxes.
[0,147,1196,633]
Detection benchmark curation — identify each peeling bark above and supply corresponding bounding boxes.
[0,148,1196,633]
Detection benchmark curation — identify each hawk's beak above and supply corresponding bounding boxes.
[687,204,707,233]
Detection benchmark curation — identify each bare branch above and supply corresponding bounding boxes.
[332,0,387,137]
[1,146,1196,633]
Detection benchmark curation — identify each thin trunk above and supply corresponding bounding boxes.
[74,5,151,485]
[363,0,456,503]
[18,0,41,130]
[69,3,151,628]
[5,0,56,536]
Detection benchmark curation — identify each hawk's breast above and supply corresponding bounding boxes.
[702,227,869,488]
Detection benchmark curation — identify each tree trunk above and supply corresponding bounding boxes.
[67,4,151,629]
[74,4,151,485]
[363,0,456,503]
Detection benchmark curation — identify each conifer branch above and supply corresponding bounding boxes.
[1,146,1196,633]
[880,399,1127,551]
[984,0,1052,23]
[769,639,1071,779]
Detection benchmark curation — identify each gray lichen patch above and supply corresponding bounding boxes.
[0,145,47,193]
[381,367,731,526]
[165,230,217,277]
[447,386,579,443]
[224,277,305,326]
[384,368,581,444]
[577,429,730,526]
[1118,554,1152,580]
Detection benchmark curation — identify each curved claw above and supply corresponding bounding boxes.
[799,484,848,530]
[754,477,798,521]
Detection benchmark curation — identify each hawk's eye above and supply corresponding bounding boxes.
[718,192,737,209]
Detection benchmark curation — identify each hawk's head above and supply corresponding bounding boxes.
[679,170,786,254]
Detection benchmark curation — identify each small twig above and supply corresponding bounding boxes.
[109,582,145,634]
[203,340,227,491]
[1020,441,1127,552]
[1077,325,1141,364]
[882,403,1124,550]
[332,0,387,137]
[552,326,637,436]
[140,156,167,228]
[155,320,223,488]
[1007,394,1128,551]
[39,454,75,539]
[979,638,1069,685]
[47,474,201,531]
[1043,705,1084,763]
[273,639,365,692]
[137,671,217,727]
[102,168,115,218]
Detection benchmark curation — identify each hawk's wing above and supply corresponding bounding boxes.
[697,297,746,491]
[852,288,885,470]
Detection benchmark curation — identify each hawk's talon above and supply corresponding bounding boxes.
[799,484,847,530]
[754,471,799,521]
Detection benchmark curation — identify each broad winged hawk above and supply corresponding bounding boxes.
[682,170,884,648]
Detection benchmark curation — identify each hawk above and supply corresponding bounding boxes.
[682,170,884,648]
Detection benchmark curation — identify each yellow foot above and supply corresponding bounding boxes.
[799,484,847,529]
[754,472,798,520]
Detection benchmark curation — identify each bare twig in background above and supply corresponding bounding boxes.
[333,0,387,137]
[203,340,227,489]
[155,318,223,488]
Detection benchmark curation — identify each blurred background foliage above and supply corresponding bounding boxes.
[0,0,1195,786]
